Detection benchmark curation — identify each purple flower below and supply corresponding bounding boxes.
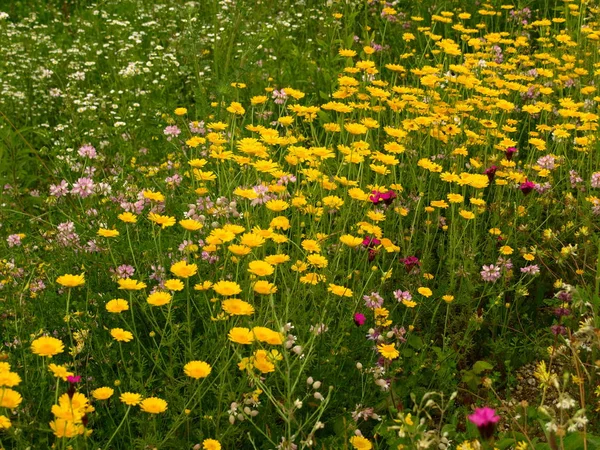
[354,313,366,327]
[67,375,81,384]
[468,407,500,440]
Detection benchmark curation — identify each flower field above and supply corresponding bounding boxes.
[2,0,600,448]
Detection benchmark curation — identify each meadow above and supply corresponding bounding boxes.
[1,0,600,448]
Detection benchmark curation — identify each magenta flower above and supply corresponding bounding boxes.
[519,180,535,195]
[400,256,420,272]
[468,407,500,440]
[67,375,81,384]
[505,147,517,161]
[484,166,498,183]
[369,190,396,206]
[362,236,381,248]
[353,313,366,327]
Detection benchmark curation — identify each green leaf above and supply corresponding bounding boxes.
[472,360,493,374]
[407,334,423,349]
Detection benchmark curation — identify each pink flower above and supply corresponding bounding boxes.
[468,407,499,440]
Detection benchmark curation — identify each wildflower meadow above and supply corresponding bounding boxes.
[2,0,600,448]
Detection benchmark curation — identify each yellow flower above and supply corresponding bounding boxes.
[143,190,165,202]
[339,48,357,57]
[106,298,129,313]
[301,239,321,253]
[179,219,203,231]
[248,260,275,276]
[252,327,284,345]
[174,107,187,116]
[110,328,133,343]
[202,439,222,450]
[264,254,290,265]
[0,415,11,430]
[170,260,198,278]
[31,337,64,357]
[500,245,513,255]
[459,210,475,220]
[228,244,252,256]
[442,295,455,303]
[228,327,254,344]
[344,123,368,135]
[227,101,245,115]
[0,371,21,387]
[222,299,255,316]
[164,279,184,291]
[147,291,172,306]
[118,278,147,290]
[0,388,22,409]
[194,281,213,291]
[213,280,242,296]
[253,280,278,295]
[340,235,363,247]
[140,397,168,414]
[377,343,399,360]
[50,418,84,438]
[118,212,138,223]
[48,363,73,381]
[350,435,373,449]
[240,232,266,248]
[184,361,212,379]
[327,283,353,297]
[56,274,85,288]
[97,228,119,237]
[148,212,176,229]
[307,254,328,268]
[418,287,432,297]
[265,199,290,211]
[251,95,268,105]
[447,193,464,203]
[253,350,275,373]
[92,387,114,400]
[120,392,142,406]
